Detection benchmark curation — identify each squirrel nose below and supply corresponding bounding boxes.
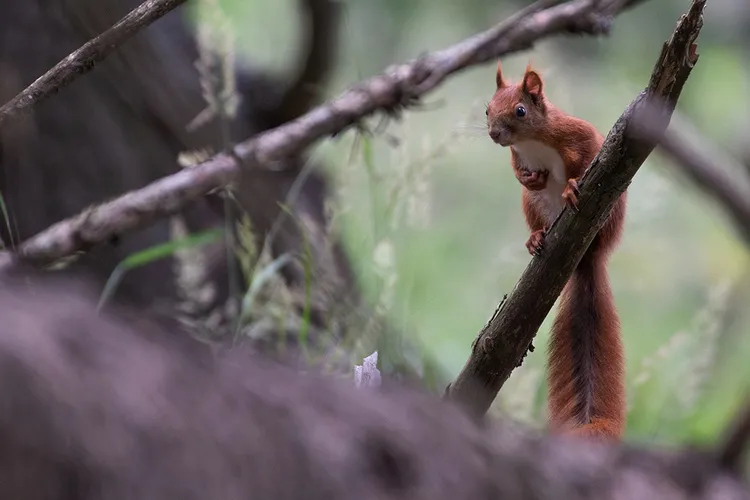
[488,126,509,145]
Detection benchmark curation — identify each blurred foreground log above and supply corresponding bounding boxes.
[0,274,746,500]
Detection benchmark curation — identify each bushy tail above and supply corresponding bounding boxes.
[546,254,626,440]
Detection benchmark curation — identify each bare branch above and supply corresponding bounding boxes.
[239,0,649,165]
[0,0,651,271]
[445,0,705,417]
[0,154,239,269]
[0,274,748,500]
[0,0,187,127]
[634,110,750,246]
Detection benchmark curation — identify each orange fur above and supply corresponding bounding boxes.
[486,61,627,441]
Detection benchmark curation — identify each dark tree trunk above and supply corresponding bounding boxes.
[0,0,353,324]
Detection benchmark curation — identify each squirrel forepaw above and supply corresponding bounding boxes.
[525,229,547,256]
[518,169,549,191]
[562,178,580,212]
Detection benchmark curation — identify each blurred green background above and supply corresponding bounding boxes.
[196,0,750,447]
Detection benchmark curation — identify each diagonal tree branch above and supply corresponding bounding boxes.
[0,0,187,127]
[444,0,706,417]
[0,0,652,271]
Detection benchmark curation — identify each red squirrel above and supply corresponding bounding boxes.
[485,61,627,440]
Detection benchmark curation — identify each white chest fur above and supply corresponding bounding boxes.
[512,140,567,224]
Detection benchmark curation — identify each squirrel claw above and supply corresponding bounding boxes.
[526,229,546,256]
[562,178,579,212]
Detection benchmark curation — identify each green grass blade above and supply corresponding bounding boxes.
[298,233,313,351]
[97,228,224,312]
[240,252,294,323]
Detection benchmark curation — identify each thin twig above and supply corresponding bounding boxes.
[0,0,652,271]
[445,0,706,417]
[0,0,187,127]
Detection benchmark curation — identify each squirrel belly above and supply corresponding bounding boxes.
[486,60,628,441]
[511,140,567,224]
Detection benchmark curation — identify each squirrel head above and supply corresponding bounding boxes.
[486,61,547,147]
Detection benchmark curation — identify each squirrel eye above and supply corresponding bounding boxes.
[485,109,489,117]
[515,105,527,118]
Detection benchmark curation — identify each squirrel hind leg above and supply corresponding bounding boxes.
[566,418,624,442]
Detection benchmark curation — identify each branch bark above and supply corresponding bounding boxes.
[0,273,747,500]
[445,0,706,417]
[0,0,650,271]
[0,0,187,127]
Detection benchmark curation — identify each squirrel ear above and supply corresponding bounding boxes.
[495,60,507,89]
[522,66,543,100]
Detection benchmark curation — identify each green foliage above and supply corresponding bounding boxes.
[199,0,750,444]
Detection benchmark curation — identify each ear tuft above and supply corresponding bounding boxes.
[522,69,543,100]
[495,60,507,89]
